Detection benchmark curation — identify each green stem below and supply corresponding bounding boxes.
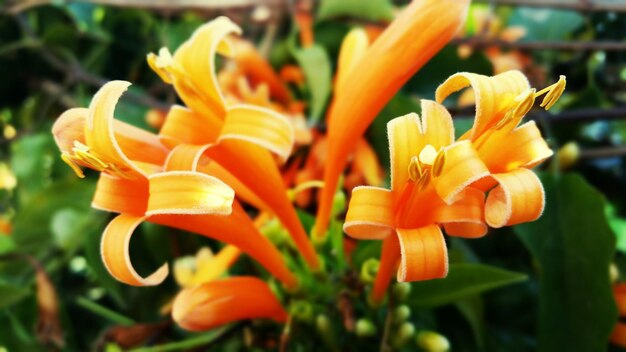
[75,296,135,326]
[379,293,395,352]
[129,325,233,352]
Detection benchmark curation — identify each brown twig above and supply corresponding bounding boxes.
[449,106,626,124]
[453,38,626,51]
[475,0,626,12]
[580,146,626,159]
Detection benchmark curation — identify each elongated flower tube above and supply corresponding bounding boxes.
[315,0,470,240]
[148,17,320,270]
[344,100,489,303]
[52,81,298,289]
[436,71,562,228]
[172,277,288,331]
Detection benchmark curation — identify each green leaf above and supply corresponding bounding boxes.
[0,280,31,310]
[317,0,394,22]
[51,208,91,252]
[508,8,584,42]
[292,45,332,123]
[128,325,234,352]
[408,263,527,307]
[606,204,626,254]
[515,174,617,352]
[10,133,56,204]
[455,295,485,351]
[0,236,16,255]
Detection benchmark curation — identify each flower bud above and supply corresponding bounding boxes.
[556,142,579,170]
[393,282,412,301]
[392,322,415,348]
[331,190,346,218]
[392,305,411,325]
[360,258,380,284]
[355,318,377,337]
[291,300,314,323]
[416,331,450,352]
[610,263,620,284]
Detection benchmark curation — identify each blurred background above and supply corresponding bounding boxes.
[0,0,626,351]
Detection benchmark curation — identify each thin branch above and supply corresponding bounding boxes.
[453,38,626,51]
[580,146,626,159]
[449,106,626,124]
[475,0,626,12]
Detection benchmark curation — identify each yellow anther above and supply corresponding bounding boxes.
[147,47,176,84]
[512,88,536,118]
[415,168,431,191]
[432,149,447,178]
[407,156,422,182]
[108,163,134,179]
[61,152,85,178]
[536,75,566,110]
[419,145,437,166]
[493,111,515,131]
[73,148,108,171]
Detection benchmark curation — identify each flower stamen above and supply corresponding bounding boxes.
[535,75,566,110]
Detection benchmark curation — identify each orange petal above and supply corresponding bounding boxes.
[336,28,369,95]
[315,0,470,238]
[435,140,489,204]
[372,235,401,304]
[615,283,626,316]
[52,108,87,153]
[146,171,234,216]
[92,173,148,215]
[85,81,161,178]
[611,322,626,348]
[344,186,394,240]
[172,277,287,331]
[172,17,241,118]
[200,161,270,212]
[101,214,169,286]
[192,245,241,285]
[485,168,544,228]
[218,105,294,163]
[474,120,553,173]
[151,203,298,288]
[159,105,220,148]
[208,140,319,270]
[397,225,448,282]
[421,100,454,149]
[388,113,423,195]
[232,39,291,104]
[435,71,530,140]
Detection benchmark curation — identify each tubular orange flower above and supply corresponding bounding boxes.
[147,17,319,270]
[436,71,562,228]
[344,100,489,303]
[612,283,626,347]
[315,0,471,239]
[172,277,288,331]
[52,80,299,289]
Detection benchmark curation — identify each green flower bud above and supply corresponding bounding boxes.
[360,258,380,284]
[331,190,346,217]
[290,301,314,323]
[392,322,415,348]
[393,282,412,301]
[355,318,377,337]
[316,314,331,334]
[416,331,450,352]
[610,263,620,284]
[392,305,411,325]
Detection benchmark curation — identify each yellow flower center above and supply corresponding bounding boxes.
[61,141,132,179]
[407,145,447,190]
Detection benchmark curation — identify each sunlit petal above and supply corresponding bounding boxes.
[344,186,394,240]
[485,168,544,228]
[397,226,448,282]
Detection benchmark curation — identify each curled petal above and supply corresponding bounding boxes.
[165,144,212,171]
[101,214,169,287]
[388,113,423,194]
[344,186,394,240]
[173,17,242,118]
[52,108,87,153]
[159,106,221,148]
[435,140,489,204]
[475,120,553,173]
[397,226,448,282]
[485,169,544,228]
[147,171,234,216]
[421,100,454,149]
[92,173,148,215]
[85,81,164,178]
[172,277,287,331]
[218,105,295,163]
[315,0,470,238]
[434,188,487,238]
[435,71,530,140]
[199,162,270,212]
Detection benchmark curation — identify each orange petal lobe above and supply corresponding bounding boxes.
[159,106,220,148]
[172,277,287,331]
[92,173,148,215]
[421,100,454,149]
[388,113,423,194]
[344,186,394,240]
[101,214,169,286]
[52,108,87,153]
[397,225,448,282]
[485,168,544,228]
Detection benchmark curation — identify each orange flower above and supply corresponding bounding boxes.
[314,0,471,240]
[53,82,298,288]
[436,71,563,228]
[173,246,241,288]
[344,100,489,303]
[612,283,626,347]
[147,17,320,270]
